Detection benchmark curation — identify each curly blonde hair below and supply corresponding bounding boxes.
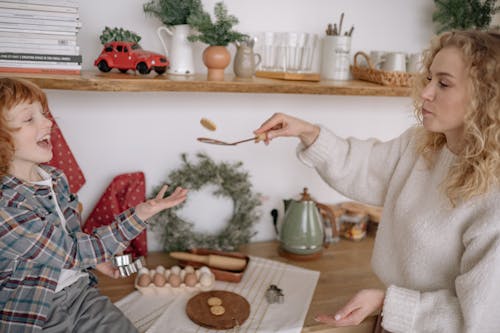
[0,77,49,179]
[411,29,500,205]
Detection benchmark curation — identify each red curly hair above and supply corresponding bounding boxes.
[0,77,49,179]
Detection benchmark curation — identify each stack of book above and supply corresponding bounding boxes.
[0,0,82,75]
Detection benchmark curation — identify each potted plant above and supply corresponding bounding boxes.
[143,0,203,75]
[187,2,247,81]
[432,0,499,33]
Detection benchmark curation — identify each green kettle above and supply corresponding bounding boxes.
[279,188,339,255]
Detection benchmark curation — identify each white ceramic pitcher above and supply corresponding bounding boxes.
[157,24,195,75]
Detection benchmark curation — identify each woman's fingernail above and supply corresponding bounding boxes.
[334,314,341,321]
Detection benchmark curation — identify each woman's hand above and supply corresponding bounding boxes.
[135,185,188,222]
[254,112,320,147]
[315,289,385,327]
[95,261,120,279]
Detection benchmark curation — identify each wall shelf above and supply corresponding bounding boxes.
[0,71,411,97]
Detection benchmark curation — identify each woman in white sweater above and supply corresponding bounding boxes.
[254,30,500,332]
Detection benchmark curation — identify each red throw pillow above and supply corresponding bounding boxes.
[44,110,86,193]
[83,172,147,258]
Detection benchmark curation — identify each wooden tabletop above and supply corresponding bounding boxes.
[96,238,383,333]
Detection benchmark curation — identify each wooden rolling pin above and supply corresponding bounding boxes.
[169,252,247,271]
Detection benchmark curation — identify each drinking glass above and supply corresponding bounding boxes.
[284,32,307,72]
[258,32,276,71]
[257,32,285,72]
[299,33,318,72]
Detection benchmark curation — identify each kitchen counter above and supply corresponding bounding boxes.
[96,238,383,333]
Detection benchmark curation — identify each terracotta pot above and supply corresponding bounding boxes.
[202,46,231,81]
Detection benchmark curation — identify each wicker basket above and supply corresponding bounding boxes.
[350,51,414,87]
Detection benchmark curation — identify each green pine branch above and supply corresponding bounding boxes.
[99,26,141,44]
[187,2,247,46]
[433,0,499,33]
[143,0,202,26]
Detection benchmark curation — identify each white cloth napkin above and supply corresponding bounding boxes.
[115,256,320,333]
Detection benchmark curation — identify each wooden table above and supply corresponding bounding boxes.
[96,238,383,333]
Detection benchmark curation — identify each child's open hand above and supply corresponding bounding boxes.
[135,185,188,222]
[95,262,120,279]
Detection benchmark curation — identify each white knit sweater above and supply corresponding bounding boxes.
[297,126,500,333]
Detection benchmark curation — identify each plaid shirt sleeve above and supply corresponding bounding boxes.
[0,170,147,269]
[0,167,150,331]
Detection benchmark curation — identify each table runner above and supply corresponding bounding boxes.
[115,256,320,333]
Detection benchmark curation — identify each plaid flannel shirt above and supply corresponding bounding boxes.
[0,165,147,332]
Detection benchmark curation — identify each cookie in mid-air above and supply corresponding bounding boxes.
[200,118,217,131]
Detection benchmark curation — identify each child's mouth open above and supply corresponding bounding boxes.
[37,135,52,150]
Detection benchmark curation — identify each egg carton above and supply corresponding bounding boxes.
[134,265,215,295]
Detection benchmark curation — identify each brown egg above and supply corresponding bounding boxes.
[137,273,152,287]
[184,272,198,287]
[199,272,214,287]
[153,272,166,287]
[170,265,181,275]
[168,273,181,287]
[183,265,195,274]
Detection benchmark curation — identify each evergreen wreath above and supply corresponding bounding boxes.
[149,153,261,252]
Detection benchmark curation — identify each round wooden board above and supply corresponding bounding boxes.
[186,290,250,330]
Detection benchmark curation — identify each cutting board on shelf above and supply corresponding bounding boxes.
[256,70,321,82]
[186,290,250,329]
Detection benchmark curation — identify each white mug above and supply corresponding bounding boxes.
[382,52,407,72]
[321,35,351,80]
[407,53,423,73]
[369,51,385,69]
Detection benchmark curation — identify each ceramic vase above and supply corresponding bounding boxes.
[233,41,261,79]
[202,46,231,81]
[157,24,195,75]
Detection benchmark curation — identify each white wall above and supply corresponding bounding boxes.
[47,0,438,251]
